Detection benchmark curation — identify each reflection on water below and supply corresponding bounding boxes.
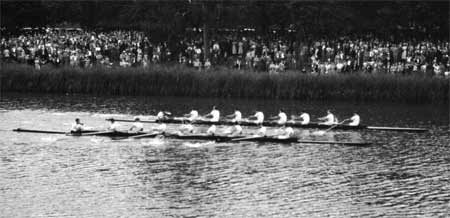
[0,93,449,217]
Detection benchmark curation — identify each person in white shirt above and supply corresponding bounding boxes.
[178,123,195,135]
[129,117,144,132]
[233,125,243,136]
[153,122,167,132]
[224,124,243,136]
[277,127,295,139]
[226,110,242,123]
[249,111,264,125]
[206,125,216,135]
[348,113,361,126]
[272,109,287,125]
[256,125,267,136]
[318,110,336,125]
[108,118,121,132]
[184,109,199,122]
[204,106,220,122]
[156,111,172,120]
[299,112,310,125]
[71,118,84,132]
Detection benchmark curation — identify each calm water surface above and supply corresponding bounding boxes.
[0,93,449,218]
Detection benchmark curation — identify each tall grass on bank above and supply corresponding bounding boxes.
[1,63,448,103]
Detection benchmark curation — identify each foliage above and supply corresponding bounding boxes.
[1,64,448,104]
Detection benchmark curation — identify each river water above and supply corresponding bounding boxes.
[0,93,449,217]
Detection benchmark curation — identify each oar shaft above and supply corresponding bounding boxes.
[366,126,427,132]
[13,128,67,134]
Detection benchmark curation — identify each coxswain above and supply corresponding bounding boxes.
[272,109,287,125]
[71,118,84,132]
[249,111,264,125]
[348,112,361,126]
[206,125,216,135]
[204,106,220,122]
[129,117,144,132]
[277,127,295,139]
[108,118,121,132]
[184,109,199,122]
[318,110,336,125]
[226,109,242,123]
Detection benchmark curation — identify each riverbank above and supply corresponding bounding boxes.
[1,64,448,103]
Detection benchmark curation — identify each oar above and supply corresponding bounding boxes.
[13,128,67,134]
[313,119,349,136]
[129,132,163,139]
[229,133,280,142]
[297,140,372,146]
[81,130,113,136]
[230,135,265,142]
[366,126,428,132]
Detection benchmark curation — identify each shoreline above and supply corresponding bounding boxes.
[1,63,448,104]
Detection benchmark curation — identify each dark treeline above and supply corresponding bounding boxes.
[1,1,449,43]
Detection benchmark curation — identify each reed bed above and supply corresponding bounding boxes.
[1,63,448,103]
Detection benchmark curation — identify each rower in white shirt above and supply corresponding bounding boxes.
[184,109,199,122]
[129,117,144,132]
[256,125,267,136]
[156,111,172,120]
[248,111,264,125]
[108,118,121,132]
[224,124,243,136]
[318,110,336,125]
[71,118,84,132]
[348,113,361,126]
[178,123,195,134]
[204,106,220,122]
[153,122,167,132]
[277,127,295,139]
[299,111,310,125]
[272,109,287,125]
[206,125,216,135]
[226,109,242,123]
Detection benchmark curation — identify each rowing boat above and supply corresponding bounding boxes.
[12,128,97,135]
[13,128,372,146]
[105,118,428,132]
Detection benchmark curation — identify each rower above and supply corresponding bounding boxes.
[153,120,167,133]
[348,113,360,126]
[129,117,144,132]
[226,109,242,123]
[272,109,287,125]
[71,118,84,132]
[256,125,267,136]
[204,106,220,122]
[178,122,195,134]
[224,124,243,136]
[157,111,172,120]
[184,109,199,122]
[298,111,310,125]
[277,127,295,139]
[249,111,264,125]
[108,118,121,132]
[206,125,216,135]
[318,110,336,125]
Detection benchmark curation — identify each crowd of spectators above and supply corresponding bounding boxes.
[1,27,449,77]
